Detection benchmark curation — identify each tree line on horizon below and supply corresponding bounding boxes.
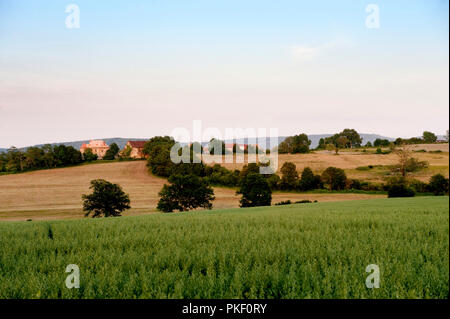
[0,142,123,173]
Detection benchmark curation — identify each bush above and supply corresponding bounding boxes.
[321,167,347,190]
[237,173,272,207]
[157,174,215,212]
[427,174,449,196]
[295,200,313,204]
[376,148,383,154]
[405,158,428,172]
[409,179,428,193]
[275,200,292,206]
[82,179,131,217]
[387,178,415,198]
[350,179,362,190]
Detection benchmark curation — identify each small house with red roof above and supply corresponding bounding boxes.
[123,140,147,159]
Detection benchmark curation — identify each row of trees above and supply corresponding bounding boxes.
[279,162,348,191]
[370,131,439,148]
[317,129,363,154]
[0,142,122,173]
[0,145,83,173]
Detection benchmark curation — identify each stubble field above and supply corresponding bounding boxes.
[0,160,385,221]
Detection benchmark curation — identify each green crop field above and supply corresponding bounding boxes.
[0,197,448,299]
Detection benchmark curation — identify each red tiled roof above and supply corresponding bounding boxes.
[128,140,147,148]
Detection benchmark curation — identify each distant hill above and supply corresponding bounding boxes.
[4,133,440,154]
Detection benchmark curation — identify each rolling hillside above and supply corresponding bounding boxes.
[0,160,386,221]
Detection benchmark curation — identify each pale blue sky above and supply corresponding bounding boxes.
[0,0,448,147]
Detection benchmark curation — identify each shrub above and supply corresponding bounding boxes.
[409,179,428,193]
[321,167,347,190]
[157,174,215,212]
[82,179,131,217]
[427,174,449,196]
[275,200,292,206]
[387,178,415,198]
[295,200,313,204]
[376,148,383,154]
[237,173,272,207]
[350,179,362,190]
[405,158,428,172]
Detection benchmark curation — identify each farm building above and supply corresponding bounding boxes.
[80,140,109,159]
[123,140,147,159]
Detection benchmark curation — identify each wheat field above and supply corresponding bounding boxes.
[0,197,448,298]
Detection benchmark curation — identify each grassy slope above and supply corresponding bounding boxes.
[0,197,448,299]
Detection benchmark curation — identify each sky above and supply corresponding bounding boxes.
[0,0,448,147]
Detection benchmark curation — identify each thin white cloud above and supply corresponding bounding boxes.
[290,45,321,60]
[290,39,350,60]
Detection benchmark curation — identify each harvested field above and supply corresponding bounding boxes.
[211,144,449,182]
[0,161,385,221]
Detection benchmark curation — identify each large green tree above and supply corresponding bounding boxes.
[82,179,131,217]
[278,134,311,154]
[422,131,437,144]
[299,167,321,191]
[339,129,362,148]
[237,173,272,207]
[145,136,176,177]
[321,167,347,190]
[157,174,215,212]
[280,162,298,190]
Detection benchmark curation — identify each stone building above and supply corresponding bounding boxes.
[80,140,110,159]
[123,140,147,159]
